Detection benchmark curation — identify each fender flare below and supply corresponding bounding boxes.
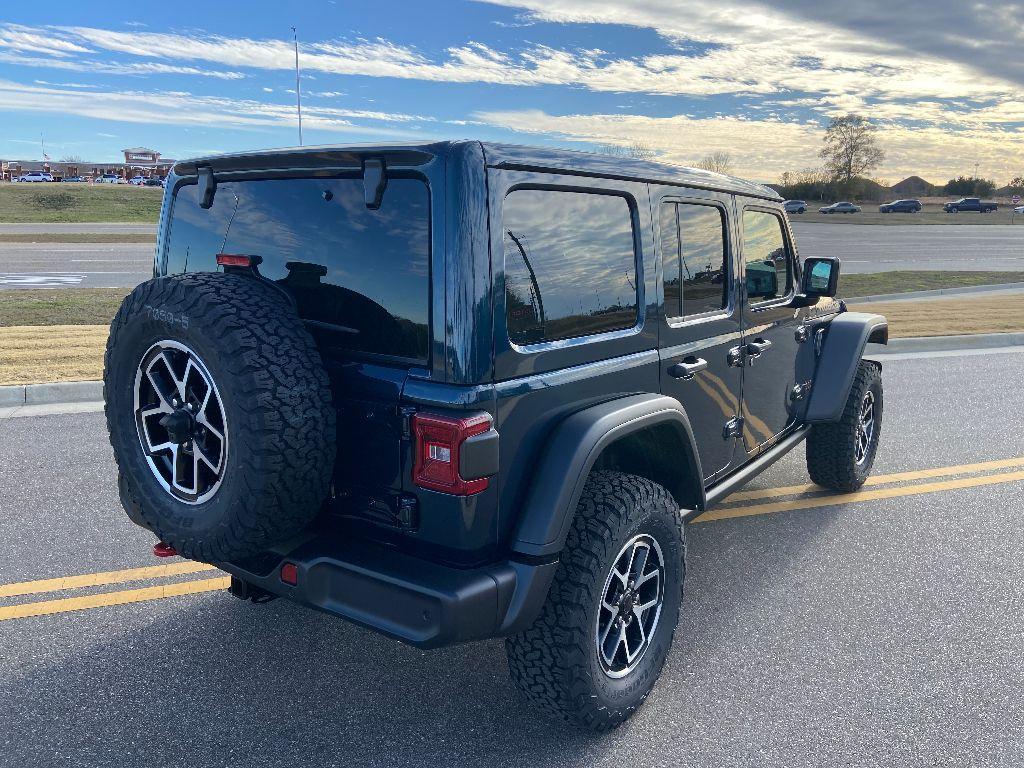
[804,312,888,423]
[510,393,704,559]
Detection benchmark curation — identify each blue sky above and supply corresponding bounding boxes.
[2,0,1022,183]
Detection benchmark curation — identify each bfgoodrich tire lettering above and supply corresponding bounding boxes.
[104,273,336,562]
[505,471,685,731]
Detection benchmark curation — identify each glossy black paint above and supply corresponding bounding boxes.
[154,140,883,646]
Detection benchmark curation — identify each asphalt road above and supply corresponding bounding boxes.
[792,222,1024,273]
[2,348,1023,767]
[0,242,153,289]
[0,223,157,235]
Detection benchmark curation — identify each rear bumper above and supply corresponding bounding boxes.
[217,536,558,649]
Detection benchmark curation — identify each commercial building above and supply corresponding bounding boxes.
[1,147,175,181]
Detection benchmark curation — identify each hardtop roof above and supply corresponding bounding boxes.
[175,140,780,201]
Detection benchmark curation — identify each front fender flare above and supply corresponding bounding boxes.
[510,393,704,559]
[805,312,887,423]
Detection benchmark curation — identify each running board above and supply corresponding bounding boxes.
[693,425,810,516]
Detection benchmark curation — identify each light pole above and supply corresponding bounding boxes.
[291,26,303,146]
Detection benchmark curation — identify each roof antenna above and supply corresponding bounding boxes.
[292,26,303,146]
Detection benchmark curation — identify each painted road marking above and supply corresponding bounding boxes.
[726,456,1024,503]
[0,577,231,622]
[2,458,1023,622]
[0,561,216,599]
[0,273,85,288]
[699,469,1024,523]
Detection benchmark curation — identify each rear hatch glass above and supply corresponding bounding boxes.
[165,176,430,363]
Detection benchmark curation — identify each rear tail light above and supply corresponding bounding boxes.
[280,562,298,586]
[412,412,493,495]
[216,253,254,267]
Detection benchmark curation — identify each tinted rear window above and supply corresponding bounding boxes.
[166,177,430,362]
[503,189,638,346]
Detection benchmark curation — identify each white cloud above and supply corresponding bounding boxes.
[0,51,245,79]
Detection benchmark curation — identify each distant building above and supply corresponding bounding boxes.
[1,147,176,181]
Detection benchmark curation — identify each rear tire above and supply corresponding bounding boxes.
[806,361,882,491]
[506,471,685,732]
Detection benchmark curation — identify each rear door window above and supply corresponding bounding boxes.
[660,202,729,319]
[166,177,430,362]
[503,189,638,345]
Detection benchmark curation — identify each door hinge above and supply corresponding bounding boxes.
[399,405,417,439]
[723,416,744,440]
[795,325,810,343]
[727,345,745,368]
[790,381,812,402]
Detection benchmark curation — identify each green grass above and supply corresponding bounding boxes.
[0,287,131,327]
[0,233,156,243]
[839,271,1024,298]
[792,208,1024,225]
[0,183,162,223]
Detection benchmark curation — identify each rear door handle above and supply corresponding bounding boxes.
[746,338,772,356]
[668,357,708,380]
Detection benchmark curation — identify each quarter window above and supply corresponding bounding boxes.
[660,202,729,319]
[503,189,638,345]
[743,210,792,303]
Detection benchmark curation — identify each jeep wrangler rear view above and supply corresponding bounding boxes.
[103,141,887,731]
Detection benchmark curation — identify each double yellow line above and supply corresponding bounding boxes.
[2,455,1023,623]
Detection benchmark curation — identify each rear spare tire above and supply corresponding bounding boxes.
[104,272,336,562]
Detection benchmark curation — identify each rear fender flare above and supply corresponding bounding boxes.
[805,312,888,423]
[510,393,704,559]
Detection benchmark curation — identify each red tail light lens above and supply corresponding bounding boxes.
[412,413,492,495]
[280,562,298,586]
[216,253,253,267]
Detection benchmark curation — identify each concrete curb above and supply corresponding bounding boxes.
[870,332,1024,354]
[0,380,103,407]
[851,281,1024,304]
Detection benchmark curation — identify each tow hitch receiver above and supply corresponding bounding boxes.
[228,575,277,604]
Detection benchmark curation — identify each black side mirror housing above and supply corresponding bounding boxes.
[792,257,840,307]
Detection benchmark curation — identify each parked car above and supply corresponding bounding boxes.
[17,171,53,182]
[62,175,86,183]
[102,141,887,731]
[783,199,807,214]
[1014,205,1024,214]
[879,199,922,213]
[143,177,165,187]
[128,176,147,186]
[943,198,998,213]
[818,201,861,214]
[95,174,122,184]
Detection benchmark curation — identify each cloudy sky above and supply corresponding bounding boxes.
[2,0,1023,184]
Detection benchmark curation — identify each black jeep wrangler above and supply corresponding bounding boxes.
[104,141,887,731]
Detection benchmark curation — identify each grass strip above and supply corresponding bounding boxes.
[0,233,156,243]
[839,270,1024,298]
[847,294,1024,337]
[0,184,162,223]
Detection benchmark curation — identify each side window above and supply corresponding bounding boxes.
[504,189,638,345]
[660,201,729,320]
[743,210,792,303]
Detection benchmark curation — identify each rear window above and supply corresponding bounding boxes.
[166,177,430,362]
[503,188,638,346]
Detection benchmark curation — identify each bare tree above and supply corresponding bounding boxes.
[60,154,84,164]
[596,141,657,161]
[696,151,732,174]
[819,115,885,186]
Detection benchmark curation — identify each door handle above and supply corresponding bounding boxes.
[746,338,772,356]
[668,357,708,380]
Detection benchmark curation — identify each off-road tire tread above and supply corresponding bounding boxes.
[505,470,684,732]
[806,360,881,492]
[104,273,336,562]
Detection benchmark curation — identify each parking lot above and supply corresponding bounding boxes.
[2,345,1023,767]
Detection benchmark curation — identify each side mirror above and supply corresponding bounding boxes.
[792,257,840,306]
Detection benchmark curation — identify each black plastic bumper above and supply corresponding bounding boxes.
[217,536,558,649]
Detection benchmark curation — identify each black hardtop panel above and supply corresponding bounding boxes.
[480,142,781,201]
[172,139,781,201]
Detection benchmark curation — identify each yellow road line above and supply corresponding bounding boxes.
[699,469,1024,523]
[0,576,231,621]
[0,561,217,598]
[726,456,1024,504]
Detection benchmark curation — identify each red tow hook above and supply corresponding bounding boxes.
[153,541,178,558]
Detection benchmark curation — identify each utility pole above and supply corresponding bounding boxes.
[291,26,303,146]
